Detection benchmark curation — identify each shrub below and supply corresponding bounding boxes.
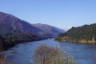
[32,45,75,64]
[0,53,6,64]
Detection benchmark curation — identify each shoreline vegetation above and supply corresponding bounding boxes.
[0,34,45,51]
[56,23,96,44]
[33,45,75,64]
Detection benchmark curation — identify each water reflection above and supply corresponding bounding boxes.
[1,39,96,64]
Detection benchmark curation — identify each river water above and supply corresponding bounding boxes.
[2,39,96,64]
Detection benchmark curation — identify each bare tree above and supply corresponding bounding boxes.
[32,45,75,64]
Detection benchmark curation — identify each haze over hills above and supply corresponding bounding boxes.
[33,23,64,37]
[0,12,65,51]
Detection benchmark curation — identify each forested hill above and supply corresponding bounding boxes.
[56,23,96,44]
[0,12,64,51]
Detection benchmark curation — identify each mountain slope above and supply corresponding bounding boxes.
[33,23,65,37]
[0,12,65,51]
[56,23,96,44]
[0,12,43,35]
[0,12,46,50]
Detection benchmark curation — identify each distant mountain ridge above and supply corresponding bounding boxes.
[33,23,65,37]
[56,23,96,44]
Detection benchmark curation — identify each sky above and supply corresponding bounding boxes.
[0,0,96,30]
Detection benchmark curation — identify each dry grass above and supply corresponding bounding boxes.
[32,45,75,64]
[0,53,6,64]
[0,53,15,64]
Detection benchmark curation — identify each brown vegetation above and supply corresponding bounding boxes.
[0,53,6,64]
[33,45,75,64]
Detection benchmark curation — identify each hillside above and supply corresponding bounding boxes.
[56,24,96,44]
[0,12,65,51]
[33,23,65,38]
[0,12,47,51]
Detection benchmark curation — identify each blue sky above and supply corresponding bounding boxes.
[0,0,96,29]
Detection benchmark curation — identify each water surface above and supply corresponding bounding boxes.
[2,39,96,64]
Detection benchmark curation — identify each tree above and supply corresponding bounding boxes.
[0,35,6,51]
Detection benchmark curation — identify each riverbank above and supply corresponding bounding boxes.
[56,36,96,44]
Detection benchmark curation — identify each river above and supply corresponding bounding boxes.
[2,39,96,64]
